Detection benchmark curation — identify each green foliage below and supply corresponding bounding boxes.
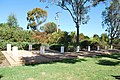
[100,33,109,48]
[80,39,101,50]
[10,42,29,50]
[48,31,70,45]
[0,23,34,42]
[113,38,120,49]
[0,40,30,50]
[0,40,9,50]
[32,43,41,50]
[50,44,64,51]
[79,33,85,41]
[7,14,18,27]
[102,0,120,45]
[69,31,76,45]
[27,8,47,31]
[93,34,99,39]
[90,40,100,50]
[40,0,92,46]
[41,22,57,33]
[68,46,75,52]
[100,33,108,42]
[0,23,34,50]
[80,39,91,49]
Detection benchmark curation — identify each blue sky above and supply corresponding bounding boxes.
[0,0,106,37]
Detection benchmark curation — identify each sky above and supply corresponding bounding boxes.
[0,0,106,37]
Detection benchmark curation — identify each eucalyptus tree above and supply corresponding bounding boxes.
[102,0,120,45]
[27,8,47,32]
[40,0,96,47]
[41,22,57,33]
[7,14,18,27]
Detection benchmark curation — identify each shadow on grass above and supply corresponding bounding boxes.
[97,53,120,60]
[21,55,87,66]
[112,75,120,80]
[97,59,120,66]
[0,75,3,79]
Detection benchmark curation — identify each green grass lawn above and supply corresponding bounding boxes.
[0,53,120,80]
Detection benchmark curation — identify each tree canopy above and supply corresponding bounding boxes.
[27,8,47,31]
[7,14,18,27]
[40,0,94,47]
[102,0,120,45]
[41,22,57,33]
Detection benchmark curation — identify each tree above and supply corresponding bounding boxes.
[40,0,92,47]
[69,31,76,45]
[100,33,108,42]
[41,22,57,33]
[27,8,47,32]
[79,33,85,41]
[32,31,49,44]
[7,14,18,27]
[102,0,120,45]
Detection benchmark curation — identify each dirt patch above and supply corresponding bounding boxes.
[0,59,10,67]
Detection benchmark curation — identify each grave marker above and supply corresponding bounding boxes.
[12,46,18,56]
[61,46,64,53]
[29,44,32,51]
[7,44,11,53]
[88,46,90,51]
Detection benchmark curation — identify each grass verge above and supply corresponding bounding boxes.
[0,52,120,80]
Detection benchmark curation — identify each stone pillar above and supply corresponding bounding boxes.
[46,44,49,50]
[29,44,32,51]
[105,46,107,50]
[97,46,100,51]
[61,46,64,53]
[7,44,11,53]
[76,46,80,52]
[40,46,45,54]
[12,46,18,56]
[88,46,90,51]
[110,45,113,50]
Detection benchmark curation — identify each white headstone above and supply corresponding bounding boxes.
[40,46,45,54]
[7,44,11,53]
[12,46,18,56]
[61,46,64,53]
[76,46,80,52]
[110,45,113,50]
[105,46,107,49]
[88,46,90,51]
[29,44,32,51]
[46,44,49,50]
[97,46,100,51]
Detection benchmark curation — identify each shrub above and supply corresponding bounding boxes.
[0,40,9,50]
[68,46,75,52]
[80,39,101,50]
[9,42,29,50]
[50,44,64,51]
[113,39,120,49]
[32,43,41,50]
[80,39,91,49]
[0,41,30,50]
[90,41,100,50]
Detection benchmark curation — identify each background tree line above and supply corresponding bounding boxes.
[0,3,119,51]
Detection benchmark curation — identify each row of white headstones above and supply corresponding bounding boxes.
[76,45,113,52]
[7,44,113,56]
[7,44,64,56]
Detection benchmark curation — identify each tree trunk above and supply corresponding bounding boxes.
[76,25,79,46]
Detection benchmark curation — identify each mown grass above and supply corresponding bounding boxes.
[0,53,120,80]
